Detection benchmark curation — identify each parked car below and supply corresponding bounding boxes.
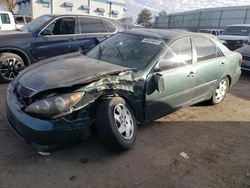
[218,24,250,50]
[0,11,16,31]
[236,45,250,71]
[198,29,223,36]
[0,14,124,82]
[14,15,32,29]
[6,29,242,152]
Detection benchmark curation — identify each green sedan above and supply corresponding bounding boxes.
[6,29,242,152]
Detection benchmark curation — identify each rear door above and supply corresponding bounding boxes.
[32,16,78,61]
[191,37,225,102]
[77,17,116,53]
[145,37,196,121]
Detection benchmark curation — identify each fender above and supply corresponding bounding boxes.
[0,47,34,65]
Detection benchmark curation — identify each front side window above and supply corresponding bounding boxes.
[159,37,192,70]
[87,33,165,70]
[45,17,75,35]
[1,13,11,24]
[193,37,217,62]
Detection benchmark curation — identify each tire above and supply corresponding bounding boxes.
[96,97,137,151]
[0,53,25,83]
[209,77,229,105]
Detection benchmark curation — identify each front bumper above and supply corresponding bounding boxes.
[5,85,91,152]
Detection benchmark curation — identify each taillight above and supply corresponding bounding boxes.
[240,55,243,65]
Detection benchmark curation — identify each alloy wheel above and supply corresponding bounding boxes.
[0,57,25,80]
[214,78,228,103]
[113,103,135,140]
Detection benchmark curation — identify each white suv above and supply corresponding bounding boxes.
[0,11,16,30]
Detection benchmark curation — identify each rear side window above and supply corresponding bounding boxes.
[159,37,192,70]
[193,37,217,62]
[103,19,116,33]
[1,13,11,24]
[80,17,107,33]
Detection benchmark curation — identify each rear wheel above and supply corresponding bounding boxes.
[96,97,137,151]
[0,53,25,83]
[210,77,229,105]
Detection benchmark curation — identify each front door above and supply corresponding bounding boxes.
[145,37,196,122]
[32,17,78,61]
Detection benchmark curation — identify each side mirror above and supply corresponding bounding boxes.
[40,29,53,36]
[154,73,165,93]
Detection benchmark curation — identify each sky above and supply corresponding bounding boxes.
[125,0,250,21]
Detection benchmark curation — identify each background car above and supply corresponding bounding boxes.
[6,29,242,152]
[197,29,223,36]
[14,15,33,29]
[0,14,124,82]
[218,24,250,50]
[0,11,16,31]
[236,45,250,71]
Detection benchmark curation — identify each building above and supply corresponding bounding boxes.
[155,5,250,31]
[17,0,126,19]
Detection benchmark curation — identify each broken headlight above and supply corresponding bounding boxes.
[25,92,84,118]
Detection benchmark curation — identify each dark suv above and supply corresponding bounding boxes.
[0,14,124,82]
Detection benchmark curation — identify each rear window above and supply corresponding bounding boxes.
[103,20,116,33]
[15,17,25,24]
[1,13,11,24]
[222,26,250,36]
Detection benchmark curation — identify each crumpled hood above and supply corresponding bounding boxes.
[0,30,33,46]
[16,53,131,97]
[218,35,249,41]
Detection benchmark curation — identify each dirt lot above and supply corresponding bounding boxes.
[0,72,250,188]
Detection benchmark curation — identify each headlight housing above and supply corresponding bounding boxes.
[25,92,84,118]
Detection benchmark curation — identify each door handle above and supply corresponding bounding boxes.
[187,71,195,77]
[220,62,225,67]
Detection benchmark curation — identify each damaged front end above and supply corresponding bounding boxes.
[6,69,144,152]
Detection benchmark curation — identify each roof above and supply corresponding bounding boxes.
[227,24,250,27]
[122,28,195,40]
[47,13,118,21]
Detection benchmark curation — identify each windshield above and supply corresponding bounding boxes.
[222,26,250,36]
[198,30,211,34]
[20,15,53,32]
[87,33,165,70]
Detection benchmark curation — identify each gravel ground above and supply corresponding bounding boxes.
[0,72,249,188]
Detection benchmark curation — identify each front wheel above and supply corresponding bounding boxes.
[96,97,137,151]
[0,53,25,83]
[210,77,229,105]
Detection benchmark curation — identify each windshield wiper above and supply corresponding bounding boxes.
[116,46,125,66]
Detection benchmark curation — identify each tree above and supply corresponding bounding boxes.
[159,10,167,17]
[0,0,18,13]
[137,8,152,26]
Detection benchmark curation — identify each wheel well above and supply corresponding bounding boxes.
[226,75,232,86]
[0,49,30,66]
[92,94,138,121]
